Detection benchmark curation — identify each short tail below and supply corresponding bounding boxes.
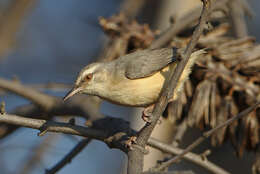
[185,49,206,73]
[172,49,206,101]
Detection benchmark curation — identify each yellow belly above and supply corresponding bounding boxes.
[104,64,176,107]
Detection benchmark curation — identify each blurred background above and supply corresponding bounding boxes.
[0,0,259,174]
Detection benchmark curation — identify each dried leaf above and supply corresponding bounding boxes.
[184,79,193,98]
[209,81,219,128]
[246,112,259,148]
[188,80,212,127]
[228,98,239,146]
[167,98,183,123]
[99,14,155,49]
[211,98,229,146]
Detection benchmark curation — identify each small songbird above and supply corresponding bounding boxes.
[63,48,205,121]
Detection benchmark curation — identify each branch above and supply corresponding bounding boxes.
[0,110,250,174]
[46,138,92,174]
[0,113,106,140]
[20,135,56,174]
[27,82,72,91]
[0,113,137,152]
[128,1,212,173]
[0,78,101,119]
[0,77,103,139]
[149,0,228,49]
[0,0,35,58]
[0,82,72,96]
[0,98,103,139]
[154,100,260,171]
[0,78,57,110]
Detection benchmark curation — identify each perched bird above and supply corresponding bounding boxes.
[63,48,204,121]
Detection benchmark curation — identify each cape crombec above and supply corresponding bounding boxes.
[63,48,205,107]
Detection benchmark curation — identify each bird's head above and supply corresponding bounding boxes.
[63,62,107,101]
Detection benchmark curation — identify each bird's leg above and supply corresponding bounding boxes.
[142,104,155,123]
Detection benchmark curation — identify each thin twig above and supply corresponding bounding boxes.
[28,83,72,91]
[139,0,211,148]
[46,138,92,174]
[148,138,230,174]
[127,1,212,174]
[172,119,188,145]
[0,113,106,140]
[155,100,260,171]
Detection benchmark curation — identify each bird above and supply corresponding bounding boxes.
[63,48,205,121]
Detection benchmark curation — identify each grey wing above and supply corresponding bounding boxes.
[125,48,178,79]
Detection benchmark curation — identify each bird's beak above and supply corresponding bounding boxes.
[63,87,83,101]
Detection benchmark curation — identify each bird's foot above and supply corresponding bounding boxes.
[142,105,163,124]
[125,136,149,154]
[125,136,137,150]
[142,104,155,123]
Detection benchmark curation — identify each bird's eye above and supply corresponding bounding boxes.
[85,73,93,81]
